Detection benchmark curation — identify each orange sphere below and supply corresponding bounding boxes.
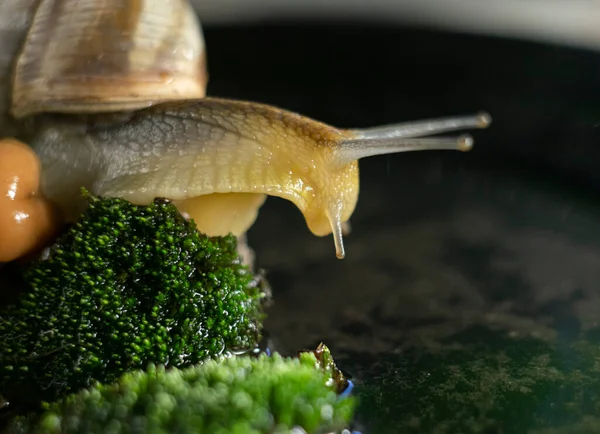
[0,138,61,262]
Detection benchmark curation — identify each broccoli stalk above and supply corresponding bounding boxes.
[0,192,267,410]
[8,346,356,434]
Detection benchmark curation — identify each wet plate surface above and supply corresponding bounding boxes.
[252,155,600,433]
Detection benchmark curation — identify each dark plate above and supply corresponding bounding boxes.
[204,22,600,433]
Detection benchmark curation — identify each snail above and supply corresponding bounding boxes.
[0,0,491,260]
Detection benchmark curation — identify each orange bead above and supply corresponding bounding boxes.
[0,138,61,262]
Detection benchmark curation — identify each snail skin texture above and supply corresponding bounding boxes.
[30,99,491,259]
[0,0,492,259]
[0,138,59,262]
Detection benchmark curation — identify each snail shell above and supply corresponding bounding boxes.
[0,0,36,137]
[0,0,207,125]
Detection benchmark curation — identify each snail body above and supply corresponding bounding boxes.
[0,0,491,260]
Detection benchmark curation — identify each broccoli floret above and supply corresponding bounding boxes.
[12,347,356,434]
[0,193,266,409]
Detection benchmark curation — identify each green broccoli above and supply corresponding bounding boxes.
[9,348,356,434]
[0,192,266,410]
